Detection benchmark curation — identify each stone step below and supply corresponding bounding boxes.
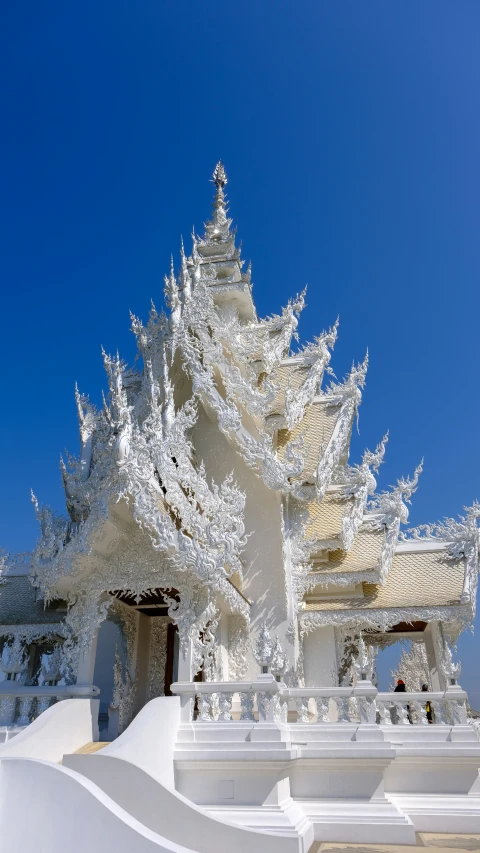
[71,741,110,755]
[58,741,110,764]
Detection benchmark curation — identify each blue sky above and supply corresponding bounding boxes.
[1,2,479,697]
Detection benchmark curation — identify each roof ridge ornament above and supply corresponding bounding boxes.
[399,501,480,560]
[337,432,389,552]
[365,458,423,530]
[212,161,228,189]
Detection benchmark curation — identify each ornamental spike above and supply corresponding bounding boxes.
[398,458,423,503]
[74,382,84,425]
[59,454,67,480]
[30,488,39,514]
[212,161,228,188]
[363,431,389,473]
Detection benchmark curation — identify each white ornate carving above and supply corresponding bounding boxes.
[442,638,462,684]
[252,624,275,670]
[283,320,338,429]
[227,615,249,681]
[365,460,423,531]
[147,618,169,700]
[0,636,28,680]
[315,355,369,501]
[300,602,472,635]
[41,646,65,686]
[110,644,138,731]
[270,637,287,677]
[362,460,423,583]
[339,433,388,551]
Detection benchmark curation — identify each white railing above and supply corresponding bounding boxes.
[282,684,377,723]
[0,684,100,728]
[171,676,284,723]
[171,679,468,726]
[376,689,468,726]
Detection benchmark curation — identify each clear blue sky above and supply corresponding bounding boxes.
[1,2,479,698]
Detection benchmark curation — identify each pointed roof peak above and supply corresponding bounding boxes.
[212,161,228,189]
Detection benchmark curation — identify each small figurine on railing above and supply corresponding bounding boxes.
[41,646,64,687]
[270,637,287,682]
[252,625,286,681]
[0,637,28,682]
[443,640,462,686]
[353,634,373,682]
[252,624,275,674]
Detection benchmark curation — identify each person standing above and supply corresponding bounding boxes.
[393,679,411,722]
[421,683,433,723]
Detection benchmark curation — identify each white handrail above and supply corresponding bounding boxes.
[0,684,99,698]
[0,683,100,728]
[283,685,377,698]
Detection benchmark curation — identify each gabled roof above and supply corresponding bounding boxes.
[277,399,342,479]
[302,492,352,543]
[307,528,385,583]
[300,546,468,630]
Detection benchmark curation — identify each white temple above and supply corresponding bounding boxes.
[1,163,480,851]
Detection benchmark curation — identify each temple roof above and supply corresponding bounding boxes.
[268,361,311,415]
[277,399,341,479]
[303,548,465,613]
[302,492,352,543]
[0,576,65,628]
[309,528,384,580]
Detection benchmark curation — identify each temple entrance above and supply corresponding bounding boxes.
[92,588,184,735]
[93,620,126,735]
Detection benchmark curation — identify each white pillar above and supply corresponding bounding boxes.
[133,612,151,714]
[76,631,99,686]
[177,636,194,681]
[217,609,229,681]
[303,626,337,687]
[424,621,445,691]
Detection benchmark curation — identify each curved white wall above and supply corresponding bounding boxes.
[0,758,195,853]
[65,697,303,853]
[98,696,179,786]
[0,698,99,762]
[66,753,301,853]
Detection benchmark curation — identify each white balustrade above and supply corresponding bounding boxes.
[16,696,35,727]
[0,683,100,728]
[0,696,17,727]
[376,687,468,726]
[283,684,378,724]
[172,680,378,724]
[171,675,283,723]
[171,680,470,728]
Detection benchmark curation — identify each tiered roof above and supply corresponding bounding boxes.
[3,163,479,644]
